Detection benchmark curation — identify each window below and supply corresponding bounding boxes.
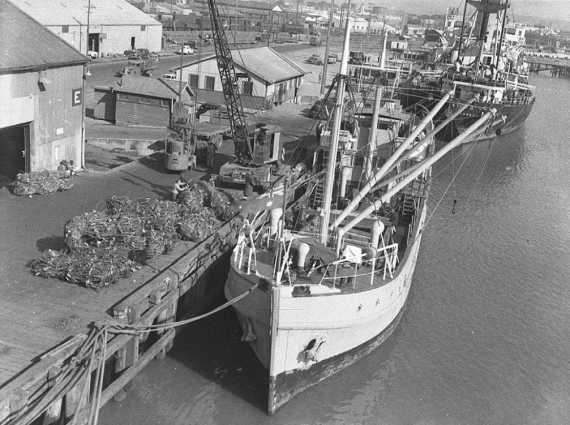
[139,96,151,104]
[205,76,215,90]
[242,81,253,96]
[189,74,199,88]
[62,25,69,33]
[141,25,146,31]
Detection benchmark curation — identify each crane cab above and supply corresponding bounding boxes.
[250,124,283,165]
[217,124,286,186]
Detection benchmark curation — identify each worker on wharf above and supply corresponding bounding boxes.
[243,171,257,198]
[206,141,217,168]
[172,175,189,201]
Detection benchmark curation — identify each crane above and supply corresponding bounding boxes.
[206,0,288,187]
[206,0,252,164]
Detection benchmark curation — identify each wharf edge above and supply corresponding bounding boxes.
[0,215,243,425]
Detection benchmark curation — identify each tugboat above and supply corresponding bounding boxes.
[224,20,495,415]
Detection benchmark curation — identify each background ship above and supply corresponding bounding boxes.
[398,0,536,142]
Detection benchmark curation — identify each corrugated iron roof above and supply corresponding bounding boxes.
[9,0,160,26]
[0,0,87,72]
[233,47,307,83]
[113,75,192,103]
[172,47,308,84]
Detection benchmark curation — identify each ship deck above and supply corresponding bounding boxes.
[235,221,410,295]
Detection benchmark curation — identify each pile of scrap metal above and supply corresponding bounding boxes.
[13,171,74,197]
[30,186,234,290]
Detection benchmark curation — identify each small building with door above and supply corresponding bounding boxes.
[10,0,162,57]
[93,76,194,127]
[172,46,307,110]
[0,0,88,179]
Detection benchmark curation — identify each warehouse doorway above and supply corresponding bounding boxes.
[0,123,30,179]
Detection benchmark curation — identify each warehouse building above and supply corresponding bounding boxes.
[172,47,307,110]
[0,0,88,179]
[9,0,162,57]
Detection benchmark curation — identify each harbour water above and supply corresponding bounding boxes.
[99,73,570,425]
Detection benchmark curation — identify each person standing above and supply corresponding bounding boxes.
[206,142,216,168]
[316,121,324,145]
[243,171,256,198]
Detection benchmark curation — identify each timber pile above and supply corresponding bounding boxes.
[13,171,74,196]
[31,188,234,290]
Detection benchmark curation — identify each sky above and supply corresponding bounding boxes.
[381,0,570,26]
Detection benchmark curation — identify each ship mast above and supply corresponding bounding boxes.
[320,19,352,245]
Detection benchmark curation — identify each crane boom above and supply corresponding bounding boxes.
[206,0,252,163]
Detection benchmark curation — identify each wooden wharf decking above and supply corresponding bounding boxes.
[0,152,251,425]
[0,216,242,425]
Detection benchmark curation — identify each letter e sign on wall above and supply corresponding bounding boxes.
[72,88,83,107]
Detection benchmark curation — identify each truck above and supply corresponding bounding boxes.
[255,31,272,44]
[121,55,159,77]
[349,51,365,65]
[309,35,322,46]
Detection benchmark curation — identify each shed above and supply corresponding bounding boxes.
[172,47,307,109]
[110,76,194,127]
[93,86,116,121]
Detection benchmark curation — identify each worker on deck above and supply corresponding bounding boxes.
[316,121,324,145]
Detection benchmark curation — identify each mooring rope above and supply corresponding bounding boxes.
[8,282,261,425]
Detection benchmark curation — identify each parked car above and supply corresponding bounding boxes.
[327,53,338,64]
[307,54,324,65]
[181,45,194,55]
[161,73,178,80]
[87,50,98,59]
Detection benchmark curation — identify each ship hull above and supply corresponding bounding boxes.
[224,200,427,414]
[398,85,535,142]
[449,100,535,142]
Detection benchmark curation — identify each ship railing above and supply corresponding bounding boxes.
[234,215,265,275]
[318,243,399,289]
[407,196,422,245]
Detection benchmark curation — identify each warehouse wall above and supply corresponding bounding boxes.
[0,65,85,172]
[48,23,163,56]
[115,94,170,127]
